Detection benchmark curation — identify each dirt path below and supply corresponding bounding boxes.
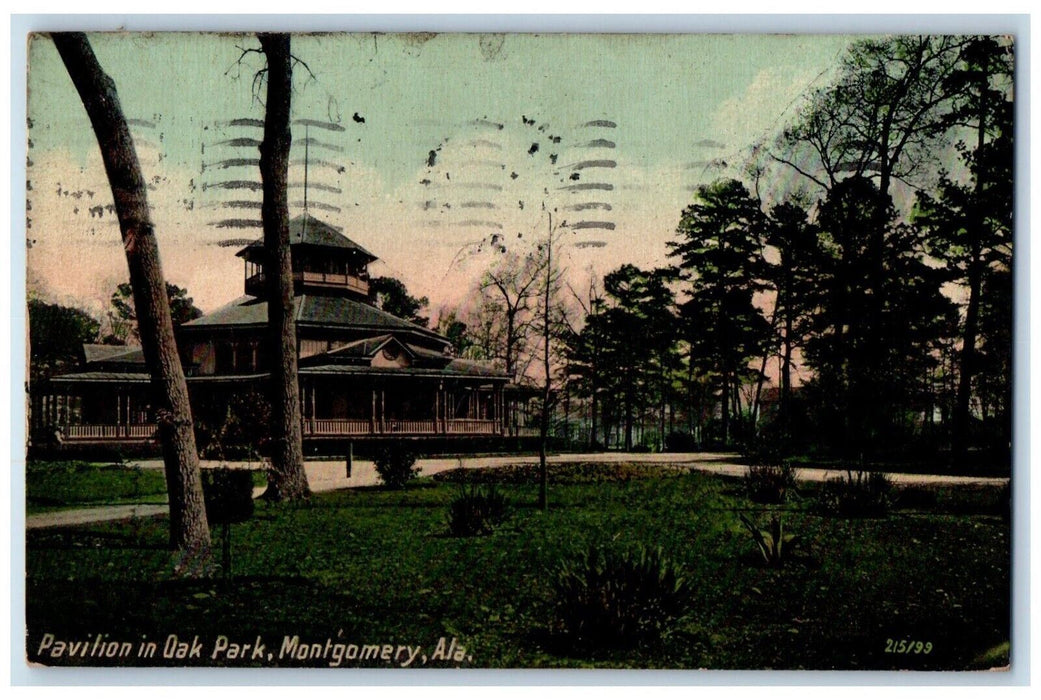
[26,452,1008,530]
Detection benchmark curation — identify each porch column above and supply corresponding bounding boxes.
[435,388,441,434]
[494,386,502,434]
[310,382,317,434]
[371,389,378,434]
[380,388,386,433]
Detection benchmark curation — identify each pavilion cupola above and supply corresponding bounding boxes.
[236,213,378,300]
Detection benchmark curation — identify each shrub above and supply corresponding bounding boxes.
[447,484,508,536]
[745,462,799,504]
[738,513,798,568]
[814,470,893,518]
[373,444,419,489]
[201,468,256,525]
[894,485,939,511]
[551,545,695,650]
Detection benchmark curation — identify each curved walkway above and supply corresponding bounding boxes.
[26,452,1008,530]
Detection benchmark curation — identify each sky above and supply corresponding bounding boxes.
[26,32,857,323]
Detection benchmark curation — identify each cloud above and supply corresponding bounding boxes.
[711,66,819,150]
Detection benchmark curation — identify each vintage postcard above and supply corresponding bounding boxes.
[23,30,1015,672]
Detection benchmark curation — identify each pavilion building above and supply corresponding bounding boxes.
[31,214,534,450]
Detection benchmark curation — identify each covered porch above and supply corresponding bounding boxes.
[299,373,506,438]
[31,370,522,445]
[31,373,159,444]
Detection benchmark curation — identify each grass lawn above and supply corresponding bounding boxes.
[26,461,171,513]
[25,464,1010,670]
[26,461,266,514]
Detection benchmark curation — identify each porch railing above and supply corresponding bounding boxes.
[384,419,438,434]
[308,419,371,436]
[56,418,505,442]
[304,417,497,436]
[445,419,497,435]
[63,424,157,441]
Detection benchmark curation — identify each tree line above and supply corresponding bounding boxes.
[443,36,1013,466]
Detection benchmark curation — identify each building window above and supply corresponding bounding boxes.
[215,342,235,374]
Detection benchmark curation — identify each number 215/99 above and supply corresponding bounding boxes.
[884,639,933,654]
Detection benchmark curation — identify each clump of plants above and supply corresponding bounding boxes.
[201,468,256,580]
[738,513,799,568]
[373,444,419,489]
[447,483,508,536]
[550,545,695,651]
[744,462,799,504]
[893,485,939,511]
[814,469,893,518]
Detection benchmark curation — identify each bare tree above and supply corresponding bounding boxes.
[774,36,966,200]
[257,33,310,501]
[51,33,210,552]
[476,251,547,383]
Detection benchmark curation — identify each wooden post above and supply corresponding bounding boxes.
[380,388,386,433]
[346,441,353,479]
[371,389,377,434]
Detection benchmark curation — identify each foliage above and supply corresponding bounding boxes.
[446,483,508,537]
[737,513,799,568]
[28,299,100,382]
[814,470,893,518]
[744,462,799,505]
[436,311,473,357]
[669,178,770,447]
[550,544,695,651]
[762,201,825,436]
[802,178,957,457]
[194,391,272,460]
[568,265,679,451]
[912,37,1014,455]
[373,444,419,489]
[777,36,967,196]
[369,276,430,327]
[201,468,256,525]
[107,281,203,343]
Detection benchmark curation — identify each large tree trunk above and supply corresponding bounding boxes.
[952,67,991,462]
[258,33,310,501]
[52,33,210,552]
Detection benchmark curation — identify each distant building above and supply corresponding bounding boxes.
[31,214,535,450]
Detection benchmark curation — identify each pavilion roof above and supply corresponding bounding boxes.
[235,213,376,261]
[82,344,145,366]
[182,294,446,344]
